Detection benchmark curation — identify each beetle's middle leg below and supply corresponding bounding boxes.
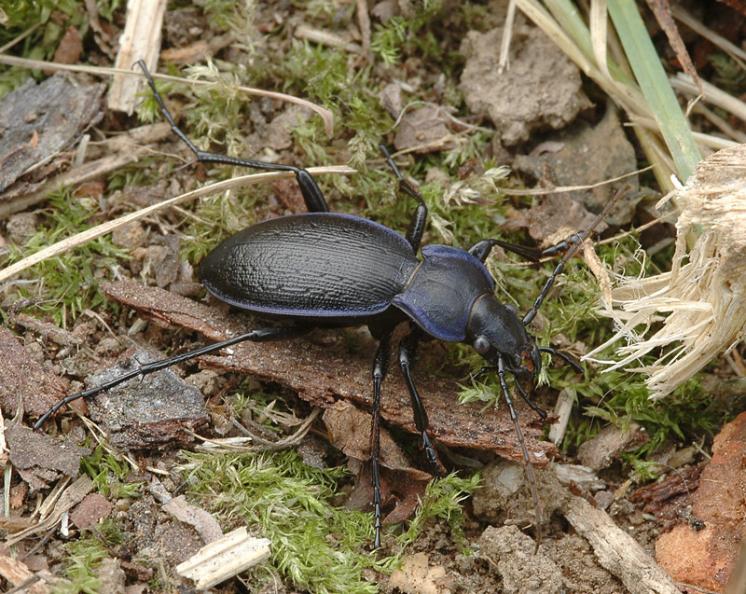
[135,60,329,213]
[380,145,428,252]
[370,334,392,550]
[398,328,442,474]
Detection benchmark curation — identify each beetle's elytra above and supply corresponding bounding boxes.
[35,60,608,549]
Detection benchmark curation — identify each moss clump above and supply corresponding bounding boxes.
[177,448,478,593]
[3,188,125,327]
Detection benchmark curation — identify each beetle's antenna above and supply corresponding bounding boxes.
[539,346,583,373]
[497,354,544,537]
[522,191,625,326]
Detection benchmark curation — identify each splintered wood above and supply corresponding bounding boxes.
[176,527,271,590]
[102,279,557,464]
[585,144,746,398]
[107,0,167,114]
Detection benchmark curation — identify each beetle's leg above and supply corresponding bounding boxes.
[469,239,542,263]
[379,145,427,251]
[497,354,543,526]
[370,334,392,550]
[33,325,308,430]
[539,346,583,373]
[398,329,441,473]
[136,60,329,213]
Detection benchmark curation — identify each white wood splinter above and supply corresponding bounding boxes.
[176,527,271,590]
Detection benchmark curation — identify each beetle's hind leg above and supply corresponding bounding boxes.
[33,324,309,430]
[398,329,443,474]
[135,60,329,213]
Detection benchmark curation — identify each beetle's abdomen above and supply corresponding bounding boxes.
[200,213,419,317]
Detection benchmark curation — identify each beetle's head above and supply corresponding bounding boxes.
[467,294,541,383]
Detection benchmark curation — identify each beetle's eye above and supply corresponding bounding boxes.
[473,336,490,354]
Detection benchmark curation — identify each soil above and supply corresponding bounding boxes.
[1,1,745,594]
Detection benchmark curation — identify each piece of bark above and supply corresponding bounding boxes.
[0,328,67,417]
[101,280,556,463]
[70,493,113,530]
[11,314,83,347]
[0,73,104,194]
[656,412,746,592]
[85,349,209,450]
[563,495,682,594]
[107,0,167,114]
[6,424,85,479]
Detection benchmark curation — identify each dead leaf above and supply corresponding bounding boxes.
[6,424,87,491]
[323,400,429,478]
[52,26,83,65]
[394,105,456,154]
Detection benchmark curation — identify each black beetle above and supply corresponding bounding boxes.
[35,61,609,548]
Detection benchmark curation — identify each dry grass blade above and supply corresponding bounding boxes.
[670,73,746,124]
[0,54,335,136]
[0,166,355,284]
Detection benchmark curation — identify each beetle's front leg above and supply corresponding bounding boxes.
[370,334,391,550]
[398,329,441,474]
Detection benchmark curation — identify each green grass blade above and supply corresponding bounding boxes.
[607,1,701,181]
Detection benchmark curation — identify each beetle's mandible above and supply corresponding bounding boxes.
[35,60,611,549]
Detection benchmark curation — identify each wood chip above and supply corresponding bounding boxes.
[0,555,50,594]
[175,527,270,590]
[107,0,167,114]
[102,280,556,463]
[163,495,223,544]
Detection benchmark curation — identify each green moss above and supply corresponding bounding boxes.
[54,537,107,594]
[81,445,143,499]
[3,189,126,327]
[397,473,480,551]
[178,449,383,593]
[371,0,445,66]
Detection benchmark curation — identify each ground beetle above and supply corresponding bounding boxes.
[36,61,610,549]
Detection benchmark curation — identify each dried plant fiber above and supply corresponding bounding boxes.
[584,144,746,398]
